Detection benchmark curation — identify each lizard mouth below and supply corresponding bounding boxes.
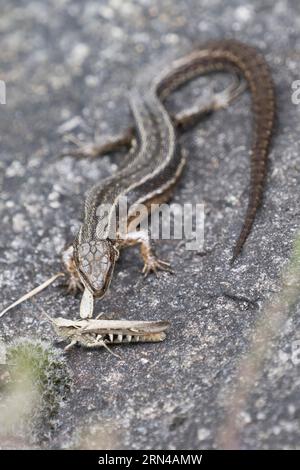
[78,266,115,318]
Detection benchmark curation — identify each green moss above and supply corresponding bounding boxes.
[5,338,72,444]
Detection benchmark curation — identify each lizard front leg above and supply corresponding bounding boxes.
[117,230,173,276]
[61,245,84,295]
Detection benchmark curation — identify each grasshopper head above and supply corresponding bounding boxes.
[74,239,118,298]
[52,318,87,338]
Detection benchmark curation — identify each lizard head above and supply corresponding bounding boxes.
[74,239,118,298]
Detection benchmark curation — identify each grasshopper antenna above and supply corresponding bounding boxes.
[30,297,56,324]
[0,272,65,318]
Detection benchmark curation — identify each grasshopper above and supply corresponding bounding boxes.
[42,310,170,356]
[0,280,170,358]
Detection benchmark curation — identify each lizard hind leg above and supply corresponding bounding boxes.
[170,72,247,131]
[61,129,134,159]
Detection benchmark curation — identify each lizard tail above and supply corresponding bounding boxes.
[230,172,266,264]
[157,40,276,262]
[212,41,277,263]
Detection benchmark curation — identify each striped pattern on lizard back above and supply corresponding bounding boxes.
[77,39,276,260]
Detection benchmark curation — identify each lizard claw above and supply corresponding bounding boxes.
[142,257,173,277]
[64,276,84,296]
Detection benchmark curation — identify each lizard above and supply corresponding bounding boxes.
[61,40,276,319]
